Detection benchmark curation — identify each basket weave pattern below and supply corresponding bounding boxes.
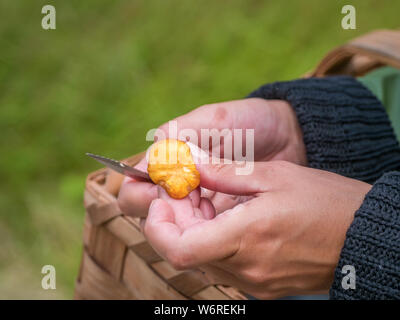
[75,153,246,300]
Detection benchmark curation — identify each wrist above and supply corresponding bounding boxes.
[330,172,400,299]
[248,76,400,183]
[269,99,307,166]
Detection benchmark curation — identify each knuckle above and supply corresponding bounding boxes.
[213,163,230,176]
[267,160,292,171]
[199,103,216,110]
[166,248,193,271]
[263,160,296,186]
[213,163,225,172]
[240,268,269,285]
[252,221,271,238]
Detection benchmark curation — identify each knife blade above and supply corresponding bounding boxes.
[86,153,152,182]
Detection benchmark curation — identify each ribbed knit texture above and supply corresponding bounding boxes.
[330,172,400,299]
[248,76,400,184]
[248,76,400,299]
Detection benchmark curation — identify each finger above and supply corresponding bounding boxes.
[117,155,156,217]
[188,187,200,208]
[200,187,252,214]
[133,156,148,172]
[199,197,216,220]
[118,176,158,217]
[144,201,242,269]
[197,161,269,195]
[185,142,269,195]
[157,186,203,229]
[144,198,183,259]
[198,163,260,195]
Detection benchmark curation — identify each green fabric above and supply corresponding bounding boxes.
[358,66,400,141]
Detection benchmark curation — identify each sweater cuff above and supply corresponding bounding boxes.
[329,172,400,299]
[248,76,400,183]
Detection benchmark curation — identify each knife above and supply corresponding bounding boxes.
[86,153,152,182]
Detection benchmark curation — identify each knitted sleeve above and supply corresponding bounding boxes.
[330,172,400,299]
[248,76,400,299]
[248,76,400,183]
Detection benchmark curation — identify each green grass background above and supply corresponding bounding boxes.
[0,0,399,299]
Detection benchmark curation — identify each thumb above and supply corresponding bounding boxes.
[143,198,182,259]
[145,196,243,269]
[187,142,268,195]
[198,162,268,195]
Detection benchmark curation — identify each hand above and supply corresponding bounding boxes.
[141,160,371,299]
[156,98,306,164]
[118,98,307,216]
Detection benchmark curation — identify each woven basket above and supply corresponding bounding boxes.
[75,30,400,300]
[75,152,247,300]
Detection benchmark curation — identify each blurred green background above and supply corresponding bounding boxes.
[0,0,399,299]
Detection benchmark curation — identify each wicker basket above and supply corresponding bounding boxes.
[75,30,400,300]
[75,152,247,300]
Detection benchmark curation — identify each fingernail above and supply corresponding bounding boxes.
[149,199,158,212]
[200,187,214,198]
[157,185,168,198]
[186,142,209,165]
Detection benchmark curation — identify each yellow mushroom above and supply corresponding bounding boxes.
[147,139,200,199]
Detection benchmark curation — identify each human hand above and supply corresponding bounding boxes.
[156,98,306,164]
[118,98,307,216]
[141,160,371,299]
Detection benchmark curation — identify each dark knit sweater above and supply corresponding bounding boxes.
[248,76,400,299]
